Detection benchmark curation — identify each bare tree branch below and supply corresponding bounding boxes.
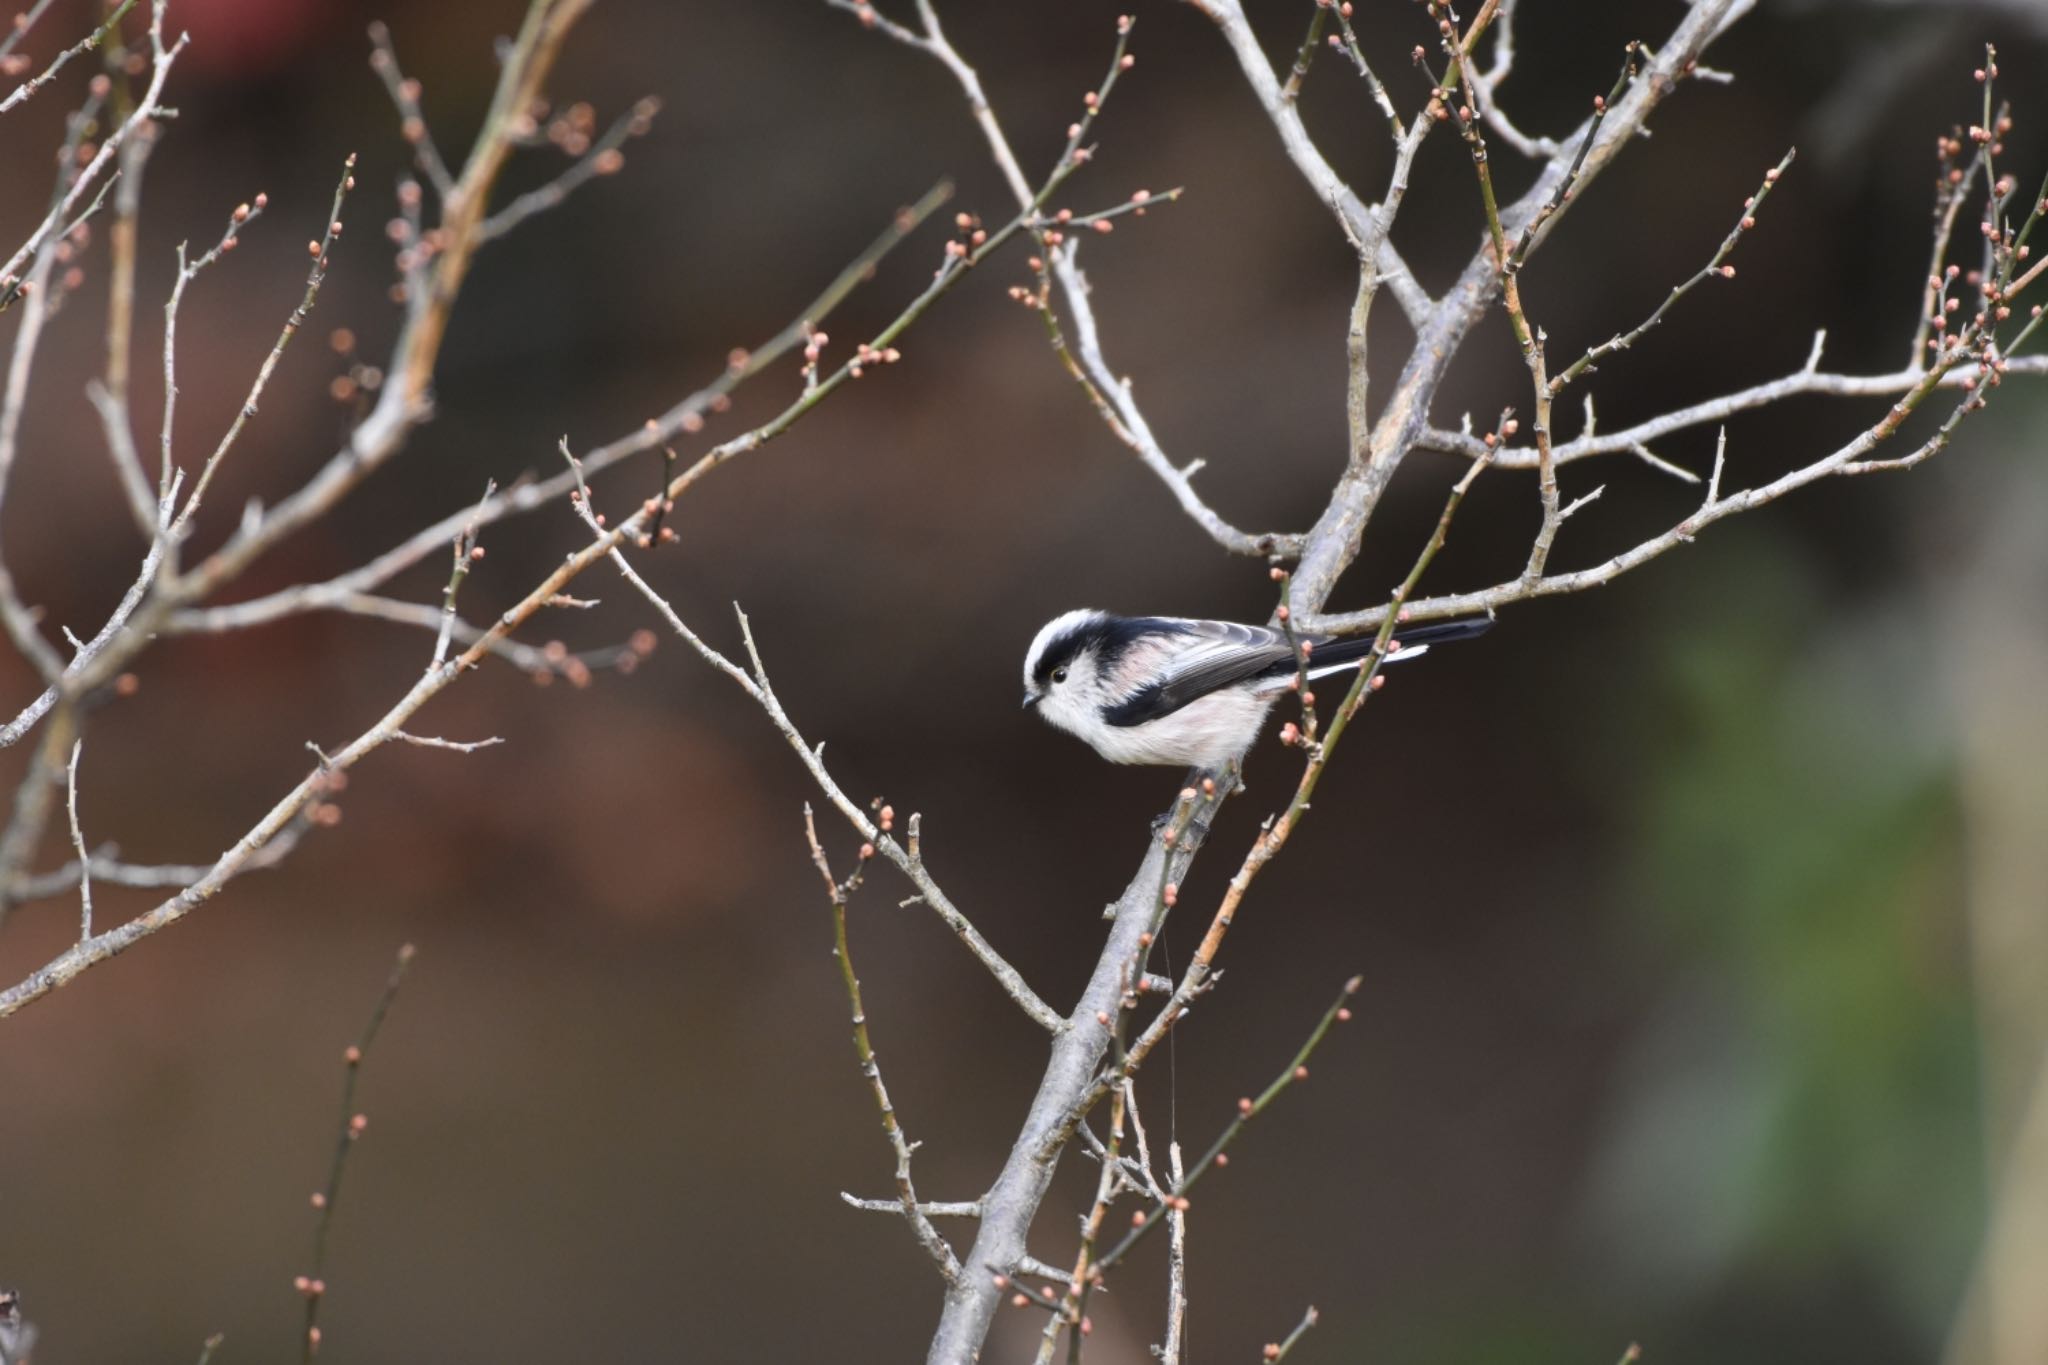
[0,245,67,684]
[1188,0,1434,330]
[63,739,89,940]
[0,95,1036,1013]
[578,518,1063,1033]
[1305,343,2022,636]
[0,0,134,116]
[298,945,414,1364]
[366,21,456,199]
[0,0,62,62]
[0,483,174,751]
[837,5,1295,556]
[1413,351,2048,476]
[7,819,308,904]
[806,806,960,1281]
[161,0,596,610]
[165,160,356,551]
[477,99,659,244]
[1288,0,1752,616]
[0,0,183,286]
[1266,1305,1320,1362]
[161,182,953,638]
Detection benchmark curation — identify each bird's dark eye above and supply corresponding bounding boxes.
[1051,666,1069,684]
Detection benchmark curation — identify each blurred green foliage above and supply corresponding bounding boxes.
[1594,533,1983,1343]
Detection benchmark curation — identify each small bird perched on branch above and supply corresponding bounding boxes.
[1021,610,1492,770]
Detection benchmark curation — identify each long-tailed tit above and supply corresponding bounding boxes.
[1021,610,1492,770]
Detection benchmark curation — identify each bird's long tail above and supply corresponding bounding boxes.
[1301,616,1493,677]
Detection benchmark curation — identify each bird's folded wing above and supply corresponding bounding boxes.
[1102,619,1295,727]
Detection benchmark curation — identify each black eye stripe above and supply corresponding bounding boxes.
[1031,615,1191,690]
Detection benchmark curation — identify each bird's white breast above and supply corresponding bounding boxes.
[1090,687,1279,767]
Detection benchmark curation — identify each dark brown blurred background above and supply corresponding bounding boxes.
[2,0,2046,1360]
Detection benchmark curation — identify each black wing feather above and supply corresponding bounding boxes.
[1100,616,1494,726]
[1102,620,1293,727]
[1304,615,1495,668]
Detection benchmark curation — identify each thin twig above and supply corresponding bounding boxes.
[1266,1306,1320,1362]
[391,731,503,753]
[299,944,415,1365]
[163,181,953,638]
[167,156,358,553]
[0,482,176,754]
[841,1194,982,1219]
[1160,1141,1188,1365]
[849,7,1299,556]
[434,483,494,666]
[1185,0,1434,329]
[1549,150,1797,393]
[0,0,60,61]
[0,0,136,116]
[154,0,594,611]
[0,244,66,683]
[7,817,309,904]
[580,516,1059,1031]
[1451,31,1631,591]
[88,379,161,538]
[1465,0,1558,158]
[0,80,108,676]
[1412,353,2046,475]
[0,0,184,287]
[366,21,456,198]
[478,98,659,243]
[328,591,619,677]
[1306,329,2015,636]
[1092,978,1362,1277]
[1033,1077,1127,1364]
[1287,2,1748,611]
[806,805,960,1281]
[100,44,163,536]
[158,196,271,504]
[63,740,89,940]
[0,164,985,1013]
[1504,38,1638,273]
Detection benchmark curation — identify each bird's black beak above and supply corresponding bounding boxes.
[1021,691,1039,710]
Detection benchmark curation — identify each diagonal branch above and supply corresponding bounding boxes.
[0,0,183,286]
[838,4,1294,556]
[806,807,960,1281]
[0,246,67,683]
[165,0,594,609]
[581,522,1061,1034]
[63,740,89,940]
[0,0,135,116]
[1413,351,2048,476]
[1288,0,1752,616]
[366,21,457,199]
[166,159,356,552]
[0,155,1008,1013]
[477,98,659,244]
[162,182,952,638]
[1306,351,2011,635]
[1188,0,1433,330]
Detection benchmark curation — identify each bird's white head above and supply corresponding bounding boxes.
[1020,608,1115,741]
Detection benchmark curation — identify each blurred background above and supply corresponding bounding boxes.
[1,0,2045,1361]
